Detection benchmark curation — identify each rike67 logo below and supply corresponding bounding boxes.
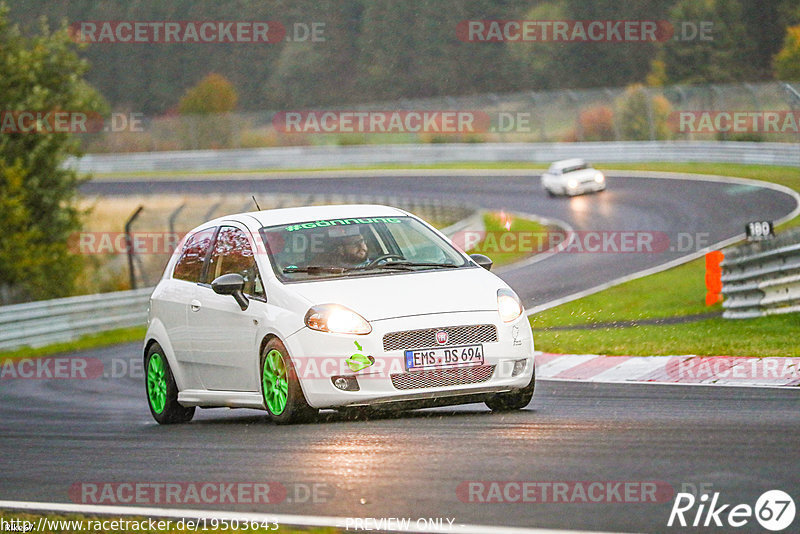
[668,490,795,531]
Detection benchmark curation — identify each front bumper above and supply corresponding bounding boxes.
[578,180,606,193]
[283,311,535,409]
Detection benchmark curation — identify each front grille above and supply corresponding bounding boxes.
[383,324,497,351]
[391,365,495,390]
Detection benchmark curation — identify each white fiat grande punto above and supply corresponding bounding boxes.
[144,204,535,424]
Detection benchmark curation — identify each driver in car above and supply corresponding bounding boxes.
[326,226,370,268]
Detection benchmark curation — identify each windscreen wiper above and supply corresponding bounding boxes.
[283,265,348,274]
[284,262,460,275]
[369,261,459,269]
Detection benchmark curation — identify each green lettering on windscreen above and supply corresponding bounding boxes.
[285,217,401,232]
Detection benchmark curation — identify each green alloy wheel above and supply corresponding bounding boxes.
[260,339,318,424]
[147,353,167,414]
[262,349,288,415]
[144,343,195,424]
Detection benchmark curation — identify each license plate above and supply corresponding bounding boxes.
[404,344,484,371]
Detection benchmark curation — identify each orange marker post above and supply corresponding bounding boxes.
[705,250,724,306]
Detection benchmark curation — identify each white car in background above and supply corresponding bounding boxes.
[541,158,606,196]
[143,204,536,424]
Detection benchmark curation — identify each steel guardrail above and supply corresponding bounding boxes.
[721,227,800,318]
[0,288,153,352]
[69,141,800,174]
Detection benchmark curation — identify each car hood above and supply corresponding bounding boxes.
[287,267,505,321]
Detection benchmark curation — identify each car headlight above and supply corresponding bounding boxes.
[567,179,578,189]
[594,172,605,183]
[497,288,524,323]
[304,304,372,334]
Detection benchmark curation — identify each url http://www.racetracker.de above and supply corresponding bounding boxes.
[0,516,280,533]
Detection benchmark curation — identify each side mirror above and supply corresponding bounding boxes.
[470,253,493,271]
[212,273,249,310]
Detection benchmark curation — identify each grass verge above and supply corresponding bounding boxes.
[467,212,547,268]
[530,254,800,357]
[533,312,800,357]
[93,161,551,178]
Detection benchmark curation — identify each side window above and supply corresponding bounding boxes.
[206,226,265,298]
[173,228,216,282]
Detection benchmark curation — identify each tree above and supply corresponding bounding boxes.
[0,3,106,303]
[356,0,526,101]
[774,25,800,80]
[8,0,800,111]
[177,73,238,148]
[739,0,800,80]
[506,1,570,90]
[510,0,671,91]
[577,105,615,141]
[178,73,238,115]
[615,84,672,140]
[655,0,750,84]
[266,0,363,108]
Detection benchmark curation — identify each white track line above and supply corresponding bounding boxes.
[95,168,550,181]
[536,355,599,376]
[0,500,619,534]
[540,377,799,390]
[589,357,669,382]
[526,170,800,314]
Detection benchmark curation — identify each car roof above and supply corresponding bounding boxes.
[206,203,410,229]
[550,158,587,169]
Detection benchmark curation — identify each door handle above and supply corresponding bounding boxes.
[190,299,201,312]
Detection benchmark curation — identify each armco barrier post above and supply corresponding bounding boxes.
[705,250,724,306]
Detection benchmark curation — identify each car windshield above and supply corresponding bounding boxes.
[562,163,589,173]
[259,215,470,281]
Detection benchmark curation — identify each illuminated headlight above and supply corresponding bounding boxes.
[567,179,578,189]
[305,304,372,334]
[497,288,524,323]
[594,172,605,183]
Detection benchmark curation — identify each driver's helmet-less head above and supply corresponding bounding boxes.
[327,226,368,266]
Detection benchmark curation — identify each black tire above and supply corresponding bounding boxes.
[545,188,556,197]
[145,343,195,424]
[260,338,318,424]
[485,368,535,412]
